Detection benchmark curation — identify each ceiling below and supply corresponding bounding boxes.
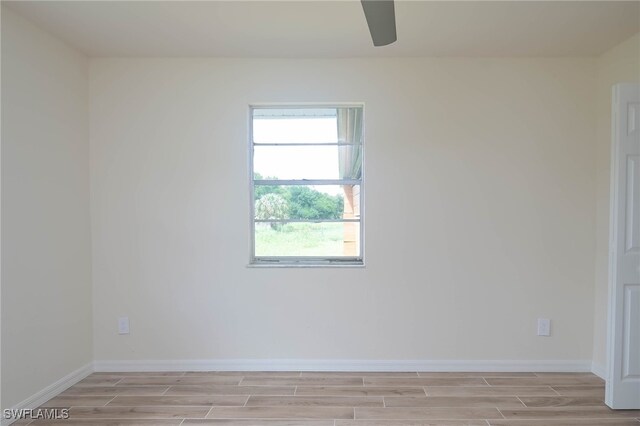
[5,1,640,57]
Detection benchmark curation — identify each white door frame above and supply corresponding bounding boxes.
[605,82,640,409]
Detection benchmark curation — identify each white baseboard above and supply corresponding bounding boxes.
[591,362,607,380]
[1,362,93,426]
[93,358,593,373]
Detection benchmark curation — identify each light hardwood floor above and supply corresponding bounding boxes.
[12,372,640,425]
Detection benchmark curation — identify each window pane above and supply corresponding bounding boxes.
[254,145,349,180]
[255,185,358,220]
[254,222,361,257]
[253,112,338,144]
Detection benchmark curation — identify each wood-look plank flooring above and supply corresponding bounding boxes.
[13,372,640,425]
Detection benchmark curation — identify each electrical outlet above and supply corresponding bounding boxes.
[118,317,130,335]
[537,318,551,336]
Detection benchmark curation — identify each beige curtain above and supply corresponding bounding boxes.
[337,107,363,180]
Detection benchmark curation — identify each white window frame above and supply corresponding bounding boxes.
[248,104,365,267]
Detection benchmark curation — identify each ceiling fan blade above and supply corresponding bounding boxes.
[360,0,397,47]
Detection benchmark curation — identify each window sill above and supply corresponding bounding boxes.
[247,261,365,268]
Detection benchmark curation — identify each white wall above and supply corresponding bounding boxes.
[592,33,640,373]
[1,7,92,408]
[90,57,597,364]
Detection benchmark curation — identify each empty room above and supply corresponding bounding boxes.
[1,0,640,424]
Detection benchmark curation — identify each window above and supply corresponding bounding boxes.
[249,105,364,266]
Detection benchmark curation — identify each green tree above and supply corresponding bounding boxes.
[287,186,344,220]
[255,193,289,230]
[254,173,344,224]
